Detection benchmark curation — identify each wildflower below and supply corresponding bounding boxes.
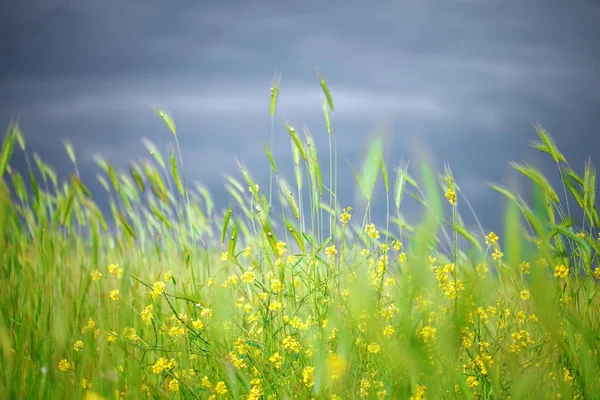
[467,376,479,390]
[383,326,395,337]
[73,340,84,352]
[248,378,263,400]
[200,376,212,389]
[282,336,301,353]
[445,188,456,205]
[58,359,71,371]
[214,381,228,394]
[164,271,172,281]
[418,326,437,344]
[240,271,255,283]
[90,270,102,281]
[150,281,166,299]
[340,206,352,228]
[220,252,228,261]
[399,252,408,263]
[325,245,338,261]
[275,241,287,257]
[123,327,139,342]
[520,290,531,300]
[410,384,427,400]
[519,261,531,274]
[474,263,488,278]
[365,223,380,239]
[192,319,203,330]
[367,342,381,354]
[81,378,92,389]
[554,264,569,279]
[269,352,283,369]
[593,268,600,280]
[152,358,169,374]
[167,375,180,392]
[492,249,503,261]
[392,239,402,251]
[228,352,246,369]
[140,305,153,324]
[169,325,186,337]
[359,379,372,397]
[110,289,120,301]
[268,301,282,312]
[271,279,282,293]
[108,264,123,278]
[302,366,315,388]
[485,232,499,246]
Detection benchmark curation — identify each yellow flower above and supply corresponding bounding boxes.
[392,240,402,252]
[520,290,531,300]
[123,327,139,342]
[445,188,456,205]
[269,352,283,369]
[554,265,569,279]
[141,305,153,324]
[485,232,499,246]
[268,301,282,312]
[108,263,123,278]
[220,252,228,261]
[168,378,179,392]
[151,281,165,298]
[365,223,380,239]
[110,289,120,301]
[519,261,531,274]
[81,378,92,389]
[271,279,282,293]
[275,241,287,258]
[90,270,102,281]
[383,326,395,337]
[214,381,228,394]
[399,252,407,263]
[58,359,71,371]
[302,366,315,388]
[201,308,212,319]
[410,384,427,400]
[418,326,437,343]
[192,319,204,330]
[340,207,352,228]
[592,268,600,280]
[367,342,381,354]
[240,271,255,283]
[467,376,479,389]
[73,340,84,352]
[168,325,186,337]
[106,330,117,342]
[152,358,169,374]
[492,248,503,261]
[325,245,338,261]
[164,271,172,281]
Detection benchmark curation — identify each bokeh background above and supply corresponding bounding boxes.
[2,0,599,235]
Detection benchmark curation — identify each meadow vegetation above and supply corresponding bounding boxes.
[1,77,599,399]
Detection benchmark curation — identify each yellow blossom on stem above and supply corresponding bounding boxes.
[325,245,337,261]
[110,289,120,301]
[58,359,71,371]
[554,265,569,279]
[90,270,102,281]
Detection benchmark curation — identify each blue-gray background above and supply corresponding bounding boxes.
[2,0,599,239]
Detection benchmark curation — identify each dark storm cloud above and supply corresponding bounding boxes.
[2,0,599,235]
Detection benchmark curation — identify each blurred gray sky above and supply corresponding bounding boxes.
[2,0,599,237]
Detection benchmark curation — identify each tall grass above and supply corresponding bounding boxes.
[1,80,599,400]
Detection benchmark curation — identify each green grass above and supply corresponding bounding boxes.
[1,80,599,400]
